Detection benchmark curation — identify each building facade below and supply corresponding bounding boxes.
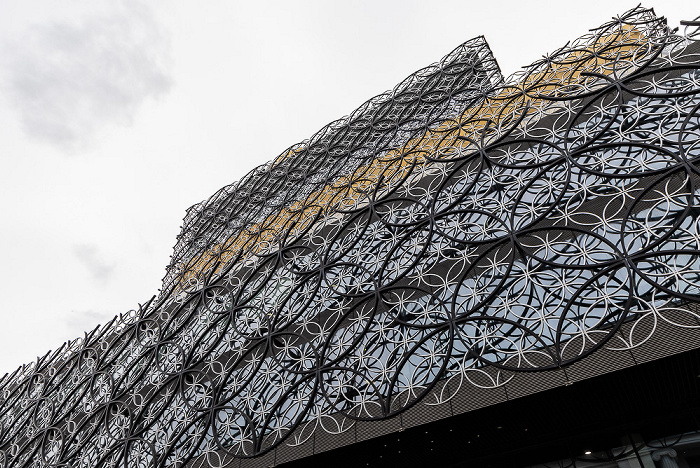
[2,6,700,468]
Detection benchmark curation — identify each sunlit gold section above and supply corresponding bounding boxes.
[179,24,656,289]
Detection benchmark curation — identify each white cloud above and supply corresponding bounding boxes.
[63,308,114,333]
[1,1,171,152]
[72,243,115,282]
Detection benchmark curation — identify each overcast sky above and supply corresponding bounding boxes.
[0,1,696,375]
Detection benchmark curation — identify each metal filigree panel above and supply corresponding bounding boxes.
[1,7,700,468]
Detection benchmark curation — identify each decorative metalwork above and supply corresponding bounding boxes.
[1,7,700,468]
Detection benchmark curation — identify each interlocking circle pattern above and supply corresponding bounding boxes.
[1,7,700,468]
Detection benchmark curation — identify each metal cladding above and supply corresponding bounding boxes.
[2,6,700,468]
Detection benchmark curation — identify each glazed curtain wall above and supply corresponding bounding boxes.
[1,7,700,468]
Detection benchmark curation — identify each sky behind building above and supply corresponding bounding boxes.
[0,0,696,375]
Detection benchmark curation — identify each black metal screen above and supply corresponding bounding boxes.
[1,7,700,468]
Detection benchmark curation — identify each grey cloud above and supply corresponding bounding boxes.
[2,1,172,151]
[72,244,115,282]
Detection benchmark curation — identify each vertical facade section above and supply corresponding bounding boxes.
[1,6,700,468]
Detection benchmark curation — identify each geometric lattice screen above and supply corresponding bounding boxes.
[1,6,700,468]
